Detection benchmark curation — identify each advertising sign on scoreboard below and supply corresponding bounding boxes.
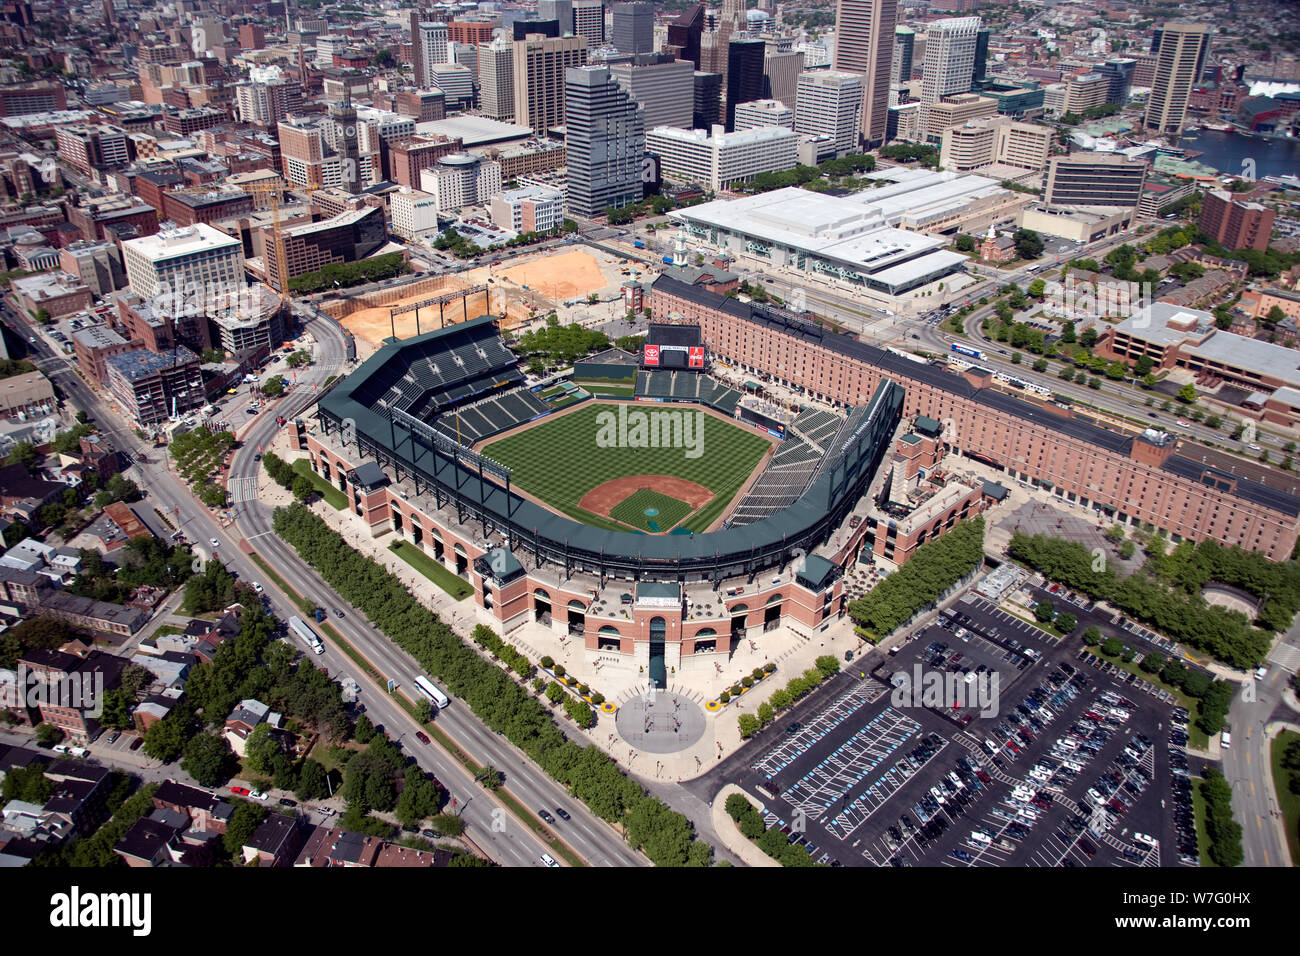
[688,346,704,368]
[644,344,660,366]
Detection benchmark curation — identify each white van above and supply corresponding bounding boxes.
[52,743,71,754]
[1132,832,1158,847]
[969,830,993,845]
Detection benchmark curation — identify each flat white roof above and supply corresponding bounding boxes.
[124,222,241,262]
[416,115,533,147]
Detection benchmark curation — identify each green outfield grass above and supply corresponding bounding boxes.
[609,489,693,532]
[481,401,770,532]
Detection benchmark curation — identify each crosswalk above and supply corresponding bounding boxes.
[228,476,259,503]
[1269,641,1300,674]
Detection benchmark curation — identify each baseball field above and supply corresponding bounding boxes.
[479,401,773,534]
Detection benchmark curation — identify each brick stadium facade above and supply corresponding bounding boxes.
[649,276,1300,560]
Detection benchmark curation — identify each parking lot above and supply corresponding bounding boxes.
[727,585,1199,867]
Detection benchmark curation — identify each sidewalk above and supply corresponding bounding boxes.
[709,784,780,867]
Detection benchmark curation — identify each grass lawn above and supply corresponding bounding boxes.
[1270,730,1300,866]
[390,540,473,600]
[579,383,636,396]
[292,458,348,510]
[609,488,693,531]
[153,624,185,637]
[481,401,770,532]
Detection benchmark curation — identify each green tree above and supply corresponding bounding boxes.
[738,713,760,738]
[1013,228,1044,260]
[5,441,37,469]
[1082,626,1102,646]
[35,722,64,747]
[1055,612,1077,633]
[1035,599,1056,623]
[243,723,280,776]
[296,759,330,801]
[1177,383,1197,404]
[180,734,233,787]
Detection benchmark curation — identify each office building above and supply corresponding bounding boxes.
[920,16,981,107]
[762,49,805,111]
[725,37,766,131]
[608,53,694,131]
[565,66,645,218]
[429,64,476,110]
[409,10,424,90]
[513,18,560,40]
[923,92,996,141]
[973,27,989,85]
[493,185,567,234]
[833,0,897,147]
[573,1,606,46]
[734,99,793,131]
[1145,22,1210,134]
[832,0,894,147]
[1199,190,1275,252]
[448,20,497,46]
[694,71,723,129]
[539,0,575,35]
[0,82,67,117]
[668,3,705,69]
[261,206,386,292]
[647,124,798,192]
[1045,152,1148,208]
[416,22,450,87]
[1097,58,1136,107]
[513,35,588,132]
[612,2,654,55]
[479,39,516,121]
[891,25,914,83]
[794,70,863,157]
[939,115,1051,172]
[122,223,244,300]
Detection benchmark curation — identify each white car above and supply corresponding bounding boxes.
[1254,666,1268,680]
[540,852,560,868]
[253,582,264,593]
[210,537,220,548]
[1176,419,1189,427]
[250,790,268,801]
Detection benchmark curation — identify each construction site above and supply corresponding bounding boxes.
[322,246,635,353]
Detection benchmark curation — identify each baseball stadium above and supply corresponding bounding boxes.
[308,308,909,686]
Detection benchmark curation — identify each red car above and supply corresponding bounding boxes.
[231,786,251,796]
[128,737,145,751]
[415,731,431,744]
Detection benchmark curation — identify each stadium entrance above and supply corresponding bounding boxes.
[648,616,667,689]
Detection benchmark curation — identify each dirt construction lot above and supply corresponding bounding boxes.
[339,246,627,349]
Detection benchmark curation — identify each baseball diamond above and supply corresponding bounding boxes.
[479,401,773,533]
[608,488,696,532]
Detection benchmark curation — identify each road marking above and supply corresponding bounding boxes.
[229,476,259,503]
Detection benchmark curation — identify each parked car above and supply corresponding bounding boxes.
[231,786,251,796]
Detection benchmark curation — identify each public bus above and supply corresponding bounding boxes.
[413,675,450,710]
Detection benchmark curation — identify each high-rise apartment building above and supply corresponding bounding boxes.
[833,0,897,148]
[1199,190,1275,252]
[565,65,645,218]
[235,78,304,126]
[1144,22,1209,134]
[512,35,588,133]
[795,70,863,156]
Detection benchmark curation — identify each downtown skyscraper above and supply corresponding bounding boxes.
[832,0,897,148]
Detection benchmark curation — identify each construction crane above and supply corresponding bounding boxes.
[167,179,292,295]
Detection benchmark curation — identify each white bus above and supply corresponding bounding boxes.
[413,675,450,710]
[289,616,325,655]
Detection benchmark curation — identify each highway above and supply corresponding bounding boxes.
[6,301,645,867]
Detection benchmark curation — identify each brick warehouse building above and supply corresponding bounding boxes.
[649,276,1300,559]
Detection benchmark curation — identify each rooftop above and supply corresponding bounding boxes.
[123,222,241,262]
[106,346,200,382]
